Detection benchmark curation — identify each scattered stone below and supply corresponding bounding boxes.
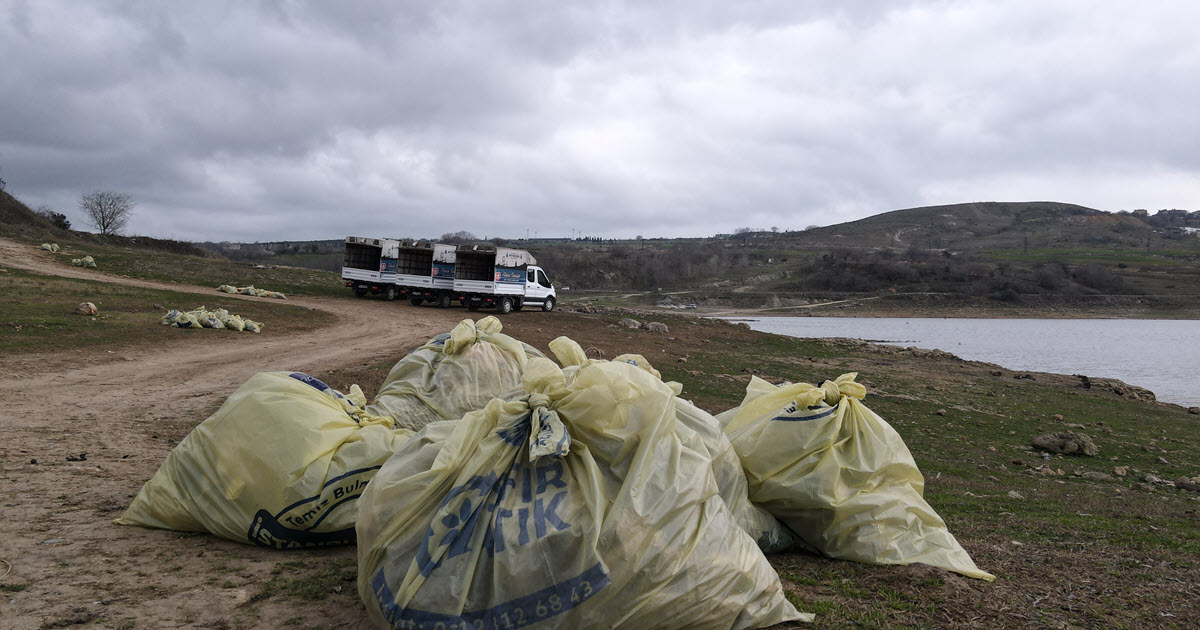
[1007,490,1025,499]
[1080,377,1157,402]
[676,357,687,363]
[616,318,640,329]
[1189,407,1200,415]
[75,302,98,316]
[1024,464,1063,477]
[1014,373,1035,380]
[1144,473,1165,484]
[936,409,947,416]
[66,453,87,462]
[1052,414,1064,422]
[990,370,1003,377]
[30,458,37,465]
[1031,432,1099,457]
[1078,471,1114,482]
[1158,456,1171,465]
[1113,466,1128,477]
[1175,478,1200,492]
[644,322,669,333]
[1064,423,1086,429]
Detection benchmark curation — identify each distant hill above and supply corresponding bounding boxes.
[787,201,1157,250]
[152,199,1200,312]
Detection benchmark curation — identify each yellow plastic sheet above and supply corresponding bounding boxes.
[117,372,412,548]
[357,357,808,629]
[717,373,994,580]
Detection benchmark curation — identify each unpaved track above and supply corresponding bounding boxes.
[0,238,465,629]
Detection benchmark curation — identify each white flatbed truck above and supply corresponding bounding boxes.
[453,245,557,313]
[341,236,400,300]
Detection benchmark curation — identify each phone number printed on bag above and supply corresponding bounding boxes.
[372,562,609,630]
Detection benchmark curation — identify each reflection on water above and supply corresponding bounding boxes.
[730,317,1199,408]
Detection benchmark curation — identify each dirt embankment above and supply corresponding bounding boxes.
[0,238,470,629]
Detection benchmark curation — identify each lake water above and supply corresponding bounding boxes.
[730,317,1200,408]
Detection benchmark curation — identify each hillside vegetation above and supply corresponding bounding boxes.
[11,192,1200,314]
[538,202,1200,314]
[0,191,345,297]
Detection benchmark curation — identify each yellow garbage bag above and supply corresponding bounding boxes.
[243,318,264,333]
[716,373,994,580]
[160,309,184,326]
[357,357,808,629]
[224,314,245,332]
[117,372,413,548]
[168,311,201,328]
[217,284,238,294]
[548,336,794,554]
[365,317,545,432]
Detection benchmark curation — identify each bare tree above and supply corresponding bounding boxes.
[79,191,134,235]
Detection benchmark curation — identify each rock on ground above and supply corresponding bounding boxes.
[617,318,640,329]
[644,321,669,333]
[1031,431,1099,457]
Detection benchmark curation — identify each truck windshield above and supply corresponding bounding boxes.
[537,270,552,288]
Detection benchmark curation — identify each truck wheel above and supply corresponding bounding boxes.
[383,286,397,301]
[437,294,452,308]
[466,302,480,312]
[541,297,555,312]
[409,297,423,306]
[353,287,367,297]
[499,297,513,314]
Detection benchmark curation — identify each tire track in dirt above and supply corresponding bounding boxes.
[0,237,466,629]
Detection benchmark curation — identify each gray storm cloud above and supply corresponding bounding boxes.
[1,0,1197,241]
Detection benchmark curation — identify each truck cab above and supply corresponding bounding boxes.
[522,265,557,312]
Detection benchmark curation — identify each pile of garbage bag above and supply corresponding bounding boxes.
[217,284,287,299]
[119,316,993,627]
[40,242,60,252]
[71,255,96,268]
[161,306,264,333]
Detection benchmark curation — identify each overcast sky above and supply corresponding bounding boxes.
[2,1,1198,242]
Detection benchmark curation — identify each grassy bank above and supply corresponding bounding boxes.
[0,267,335,354]
[35,240,348,298]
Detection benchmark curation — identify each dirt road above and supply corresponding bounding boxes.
[0,238,467,629]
